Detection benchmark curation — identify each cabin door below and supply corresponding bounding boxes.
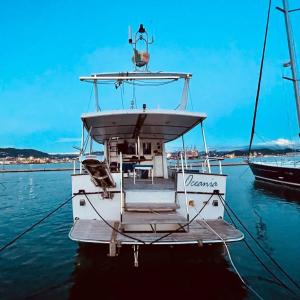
[154,155,163,177]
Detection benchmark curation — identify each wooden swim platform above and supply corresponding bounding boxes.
[69,219,244,245]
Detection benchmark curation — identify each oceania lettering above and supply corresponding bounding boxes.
[185,174,218,188]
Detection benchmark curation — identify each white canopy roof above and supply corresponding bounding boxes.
[82,109,206,143]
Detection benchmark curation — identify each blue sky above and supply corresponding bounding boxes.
[0,0,299,153]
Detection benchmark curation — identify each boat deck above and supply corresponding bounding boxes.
[123,177,175,190]
[69,219,244,245]
[121,211,186,224]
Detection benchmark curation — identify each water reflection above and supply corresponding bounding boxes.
[253,180,300,204]
[69,244,247,300]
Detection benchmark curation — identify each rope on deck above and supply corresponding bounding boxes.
[83,191,216,245]
[83,193,146,244]
[149,192,214,245]
[0,194,75,253]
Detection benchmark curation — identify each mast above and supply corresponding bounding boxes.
[281,0,300,135]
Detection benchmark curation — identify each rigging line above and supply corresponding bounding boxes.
[201,220,264,300]
[218,194,300,292]
[217,195,297,296]
[120,83,125,109]
[174,103,180,110]
[238,164,252,180]
[149,193,215,245]
[187,83,194,111]
[288,7,300,13]
[248,0,272,158]
[83,193,146,244]
[81,130,91,155]
[134,82,137,109]
[0,194,75,254]
[86,85,93,112]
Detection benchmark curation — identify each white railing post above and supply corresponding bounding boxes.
[79,160,82,174]
[180,153,189,222]
[201,122,211,173]
[120,152,124,221]
[181,135,188,169]
[218,160,223,174]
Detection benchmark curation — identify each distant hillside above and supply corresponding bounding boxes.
[0,148,103,159]
[1,146,297,159]
[0,148,50,158]
[211,147,299,157]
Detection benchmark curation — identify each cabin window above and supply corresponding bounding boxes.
[118,141,136,155]
[143,142,152,155]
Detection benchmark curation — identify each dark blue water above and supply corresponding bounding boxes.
[0,163,299,300]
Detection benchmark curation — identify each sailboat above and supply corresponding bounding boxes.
[248,0,300,188]
[68,24,243,266]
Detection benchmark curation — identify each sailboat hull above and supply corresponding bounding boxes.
[249,162,300,188]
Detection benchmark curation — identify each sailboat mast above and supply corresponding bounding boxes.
[282,0,300,135]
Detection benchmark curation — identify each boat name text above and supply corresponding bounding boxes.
[185,174,218,188]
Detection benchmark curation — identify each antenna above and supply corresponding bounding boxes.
[128,26,132,44]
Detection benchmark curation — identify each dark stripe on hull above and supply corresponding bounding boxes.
[248,162,300,187]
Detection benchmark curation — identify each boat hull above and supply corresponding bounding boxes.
[249,162,300,187]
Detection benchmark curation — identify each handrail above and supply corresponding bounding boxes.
[180,153,189,223]
[120,152,124,222]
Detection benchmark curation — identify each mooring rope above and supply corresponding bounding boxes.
[0,194,75,253]
[217,193,300,296]
[201,219,265,300]
[149,192,215,245]
[83,191,215,245]
[83,192,146,244]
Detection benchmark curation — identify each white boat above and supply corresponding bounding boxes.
[69,25,243,266]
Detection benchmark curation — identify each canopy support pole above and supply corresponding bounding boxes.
[89,127,93,155]
[80,123,84,154]
[201,122,211,173]
[137,136,140,156]
[181,135,188,169]
[80,124,85,173]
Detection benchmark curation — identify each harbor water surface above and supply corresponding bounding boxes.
[0,162,299,300]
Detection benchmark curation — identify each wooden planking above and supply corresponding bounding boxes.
[121,212,187,225]
[70,219,114,242]
[110,221,120,242]
[70,219,244,244]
